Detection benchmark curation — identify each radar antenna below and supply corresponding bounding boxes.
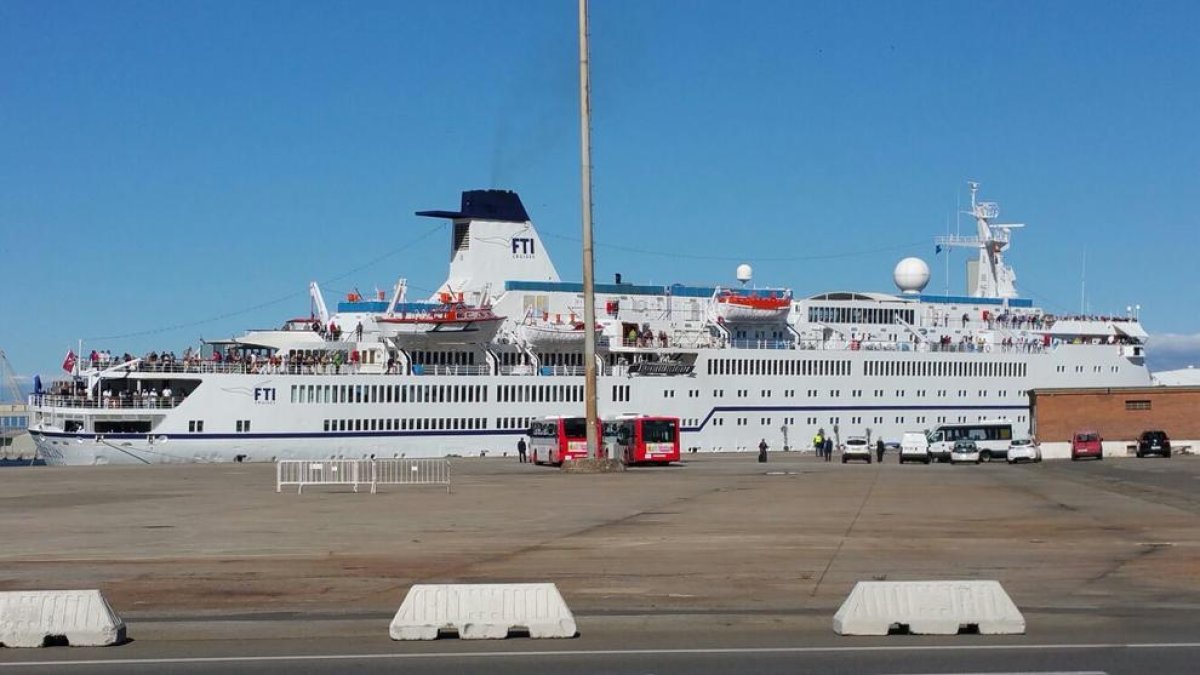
[934,182,1024,298]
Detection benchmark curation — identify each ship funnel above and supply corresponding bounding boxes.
[417,190,560,301]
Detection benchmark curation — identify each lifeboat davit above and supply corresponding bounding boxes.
[715,288,792,322]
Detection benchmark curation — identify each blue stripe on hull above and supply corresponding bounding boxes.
[32,402,1028,440]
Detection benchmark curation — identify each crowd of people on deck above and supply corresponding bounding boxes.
[280,318,366,343]
[624,324,670,348]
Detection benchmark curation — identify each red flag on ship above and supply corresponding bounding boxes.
[62,350,77,373]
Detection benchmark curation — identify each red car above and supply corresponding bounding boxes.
[1071,431,1103,461]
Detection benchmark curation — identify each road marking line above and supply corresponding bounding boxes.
[873,667,1104,672]
[1,643,1198,668]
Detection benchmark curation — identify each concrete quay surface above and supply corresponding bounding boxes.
[2,452,1199,673]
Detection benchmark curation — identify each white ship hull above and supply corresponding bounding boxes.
[30,343,1149,465]
[29,187,1154,465]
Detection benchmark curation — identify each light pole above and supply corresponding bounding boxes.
[578,0,599,460]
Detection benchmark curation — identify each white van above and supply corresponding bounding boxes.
[899,431,931,464]
[928,421,1014,463]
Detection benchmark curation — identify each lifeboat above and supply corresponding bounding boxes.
[375,300,505,345]
[715,288,792,322]
[520,320,603,346]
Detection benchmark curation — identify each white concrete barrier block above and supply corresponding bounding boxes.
[0,590,126,647]
[833,580,1025,636]
[390,583,577,640]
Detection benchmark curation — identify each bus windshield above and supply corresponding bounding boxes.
[642,420,677,443]
[562,418,588,439]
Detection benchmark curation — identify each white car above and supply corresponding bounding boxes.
[842,437,872,463]
[1007,438,1042,464]
[899,431,931,464]
[950,440,980,465]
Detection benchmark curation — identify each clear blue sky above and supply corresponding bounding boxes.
[3,0,1199,383]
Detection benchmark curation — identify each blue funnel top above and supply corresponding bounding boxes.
[416,190,530,223]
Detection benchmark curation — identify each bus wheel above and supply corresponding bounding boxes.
[980,451,992,463]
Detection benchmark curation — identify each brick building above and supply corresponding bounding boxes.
[1030,386,1200,448]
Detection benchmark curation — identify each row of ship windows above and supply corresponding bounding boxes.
[498,385,583,403]
[291,382,1037,407]
[190,418,535,433]
[1057,365,1122,373]
[291,384,489,405]
[706,358,1033,379]
[708,359,852,377]
[864,360,1027,378]
[291,383,600,405]
[808,307,916,325]
[323,417,489,432]
[709,414,1029,427]
[673,389,1024,399]
[189,419,254,433]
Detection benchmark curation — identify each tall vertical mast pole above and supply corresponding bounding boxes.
[578,0,599,459]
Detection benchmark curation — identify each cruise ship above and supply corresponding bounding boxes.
[28,184,1152,464]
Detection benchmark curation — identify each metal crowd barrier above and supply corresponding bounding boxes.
[276,458,451,494]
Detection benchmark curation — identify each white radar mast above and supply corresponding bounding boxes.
[934,182,1023,298]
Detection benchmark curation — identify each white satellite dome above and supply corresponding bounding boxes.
[893,257,930,294]
[735,264,753,285]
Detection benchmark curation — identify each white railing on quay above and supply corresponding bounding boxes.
[276,458,451,494]
[371,457,452,493]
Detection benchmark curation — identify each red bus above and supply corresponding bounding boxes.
[603,415,681,465]
[528,416,592,465]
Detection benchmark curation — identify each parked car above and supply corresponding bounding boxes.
[842,437,872,463]
[1136,430,1171,458]
[1071,431,1103,461]
[1007,438,1041,464]
[899,431,931,464]
[950,439,981,464]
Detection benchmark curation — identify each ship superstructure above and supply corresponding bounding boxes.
[29,187,1152,464]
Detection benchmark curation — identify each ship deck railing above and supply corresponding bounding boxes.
[411,364,490,376]
[794,339,1048,354]
[29,394,184,410]
[728,339,794,350]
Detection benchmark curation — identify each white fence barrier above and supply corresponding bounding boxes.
[276,458,451,494]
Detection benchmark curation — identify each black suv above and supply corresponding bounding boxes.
[1137,430,1171,458]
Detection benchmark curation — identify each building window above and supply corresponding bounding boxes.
[1125,400,1151,411]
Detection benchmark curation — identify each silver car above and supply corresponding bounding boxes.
[950,439,980,464]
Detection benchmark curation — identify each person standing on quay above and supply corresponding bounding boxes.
[517,437,528,463]
[758,438,768,463]
[876,438,885,463]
